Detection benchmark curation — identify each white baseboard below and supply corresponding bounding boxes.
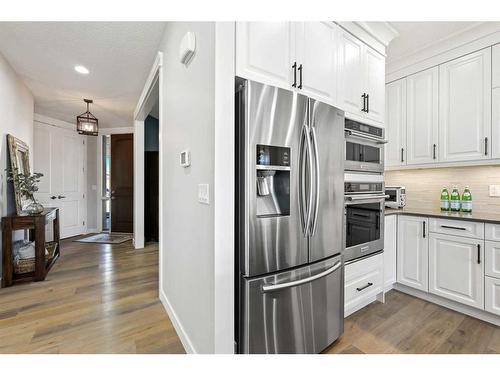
[159,288,197,353]
[86,228,98,234]
[395,283,500,327]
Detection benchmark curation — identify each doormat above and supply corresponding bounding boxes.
[74,233,133,244]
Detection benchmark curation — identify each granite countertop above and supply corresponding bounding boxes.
[385,206,500,224]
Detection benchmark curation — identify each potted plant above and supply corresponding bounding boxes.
[5,168,44,215]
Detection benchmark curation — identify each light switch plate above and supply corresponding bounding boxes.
[198,183,210,204]
[489,184,500,197]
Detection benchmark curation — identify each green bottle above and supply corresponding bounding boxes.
[440,187,450,211]
[461,186,472,213]
[450,186,461,212]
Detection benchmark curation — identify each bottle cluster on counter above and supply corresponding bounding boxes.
[440,186,472,212]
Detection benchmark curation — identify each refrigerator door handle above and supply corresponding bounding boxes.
[311,126,320,236]
[261,261,342,293]
[298,124,307,235]
[304,124,314,236]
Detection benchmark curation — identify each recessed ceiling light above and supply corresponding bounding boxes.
[74,65,89,75]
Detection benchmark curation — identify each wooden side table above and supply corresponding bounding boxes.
[2,208,60,287]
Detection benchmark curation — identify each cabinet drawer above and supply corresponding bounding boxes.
[485,276,500,317]
[485,223,500,242]
[345,254,383,310]
[485,241,500,279]
[429,218,484,239]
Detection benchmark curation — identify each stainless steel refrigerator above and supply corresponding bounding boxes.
[235,79,345,354]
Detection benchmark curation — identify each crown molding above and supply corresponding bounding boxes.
[336,21,399,56]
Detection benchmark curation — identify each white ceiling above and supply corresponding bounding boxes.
[0,22,166,128]
[386,22,484,64]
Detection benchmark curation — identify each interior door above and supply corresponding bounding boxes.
[363,46,385,124]
[429,233,484,309]
[296,22,337,106]
[111,133,134,233]
[406,67,439,165]
[34,123,86,239]
[397,215,429,292]
[308,99,344,263]
[385,78,407,167]
[439,48,491,162]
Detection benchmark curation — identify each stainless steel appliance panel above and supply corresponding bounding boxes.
[240,255,343,354]
[308,99,345,262]
[241,81,309,277]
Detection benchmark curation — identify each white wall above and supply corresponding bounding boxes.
[158,22,216,354]
[0,52,34,280]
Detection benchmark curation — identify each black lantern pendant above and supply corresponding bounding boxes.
[76,99,98,136]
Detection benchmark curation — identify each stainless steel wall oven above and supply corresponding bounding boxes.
[344,119,386,173]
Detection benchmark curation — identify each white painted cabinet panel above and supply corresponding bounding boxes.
[492,88,500,159]
[485,276,500,316]
[493,44,500,89]
[429,218,484,239]
[337,30,365,116]
[485,223,500,241]
[485,240,500,279]
[429,233,484,309]
[384,215,397,289]
[236,22,294,90]
[385,79,407,167]
[406,67,439,165]
[364,46,385,123]
[296,22,337,105]
[439,48,492,162]
[397,215,429,292]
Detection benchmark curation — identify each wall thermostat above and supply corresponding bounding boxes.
[180,149,191,167]
[179,32,196,65]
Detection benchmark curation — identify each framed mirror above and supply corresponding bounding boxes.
[7,134,31,214]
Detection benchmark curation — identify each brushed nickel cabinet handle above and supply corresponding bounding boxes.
[356,282,373,292]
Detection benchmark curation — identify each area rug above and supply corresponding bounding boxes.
[74,233,133,244]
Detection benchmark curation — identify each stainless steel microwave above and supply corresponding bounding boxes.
[344,119,387,173]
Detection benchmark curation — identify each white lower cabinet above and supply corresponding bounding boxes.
[429,233,484,309]
[384,215,397,289]
[397,215,429,292]
[485,240,500,279]
[485,276,500,316]
[344,253,383,317]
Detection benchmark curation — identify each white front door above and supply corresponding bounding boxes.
[34,123,86,239]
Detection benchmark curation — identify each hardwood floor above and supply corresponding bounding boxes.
[0,238,184,354]
[325,290,500,354]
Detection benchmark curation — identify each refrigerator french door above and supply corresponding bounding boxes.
[236,79,345,354]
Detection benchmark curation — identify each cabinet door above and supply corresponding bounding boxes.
[397,215,429,292]
[385,79,407,167]
[384,215,397,288]
[295,22,337,106]
[485,276,500,316]
[429,234,484,309]
[493,44,500,89]
[492,88,500,158]
[364,47,385,124]
[439,48,492,162]
[485,240,500,279]
[337,30,364,116]
[406,67,439,165]
[236,22,294,90]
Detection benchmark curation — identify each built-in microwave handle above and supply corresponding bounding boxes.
[261,261,342,293]
[345,129,388,144]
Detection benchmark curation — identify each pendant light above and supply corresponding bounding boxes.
[76,98,98,136]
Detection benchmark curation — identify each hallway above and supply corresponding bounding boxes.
[0,239,184,354]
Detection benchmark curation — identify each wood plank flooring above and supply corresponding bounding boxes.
[325,290,500,354]
[0,238,184,354]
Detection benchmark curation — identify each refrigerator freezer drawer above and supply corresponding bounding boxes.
[240,255,343,354]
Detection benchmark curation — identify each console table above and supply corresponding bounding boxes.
[1,208,60,287]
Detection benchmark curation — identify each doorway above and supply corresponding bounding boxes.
[100,133,134,233]
[144,114,159,242]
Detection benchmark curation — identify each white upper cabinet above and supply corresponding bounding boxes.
[429,233,484,309]
[492,88,500,158]
[406,67,439,165]
[385,79,406,167]
[397,215,429,292]
[493,43,500,89]
[439,48,492,162]
[338,30,385,125]
[296,22,337,105]
[236,22,338,106]
[337,31,365,115]
[236,22,294,90]
[364,47,385,123]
